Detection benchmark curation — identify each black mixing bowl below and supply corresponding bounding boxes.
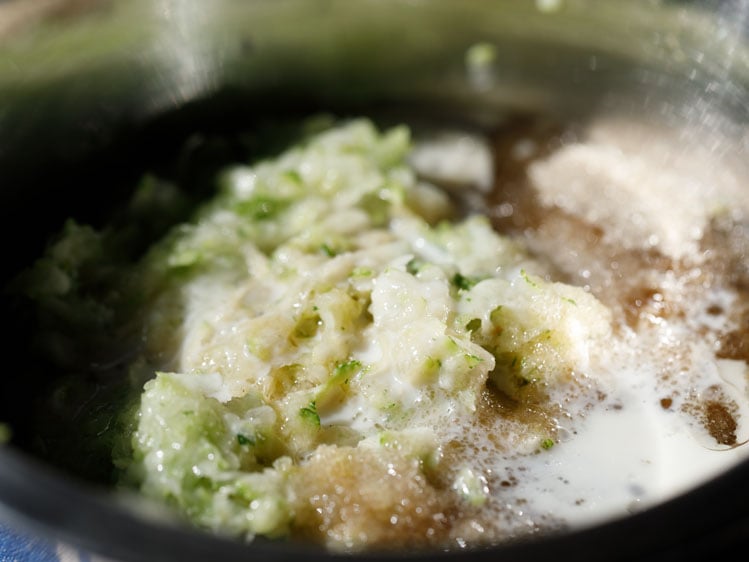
[1,1,748,560]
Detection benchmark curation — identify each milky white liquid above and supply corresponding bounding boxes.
[498,357,749,532]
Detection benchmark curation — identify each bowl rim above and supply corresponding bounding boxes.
[1,444,748,562]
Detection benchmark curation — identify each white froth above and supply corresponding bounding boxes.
[529,143,712,259]
[408,130,494,192]
[528,118,749,260]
